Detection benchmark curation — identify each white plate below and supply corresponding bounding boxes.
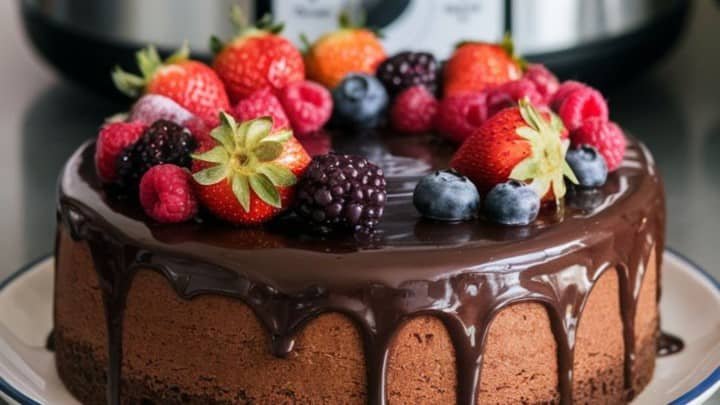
[0,251,718,405]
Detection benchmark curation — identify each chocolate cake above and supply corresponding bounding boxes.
[55,131,665,404]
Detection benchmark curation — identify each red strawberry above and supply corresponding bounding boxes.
[95,121,147,183]
[571,118,627,171]
[233,88,290,131]
[485,78,544,118]
[139,164,198,223]
[556,86,608,131]
[391,85,439,133]
[435,92,487,143]
[211,12,304,103]
[451,100,577,202]
[443,36,523,97]
[277,80,333,136]
[112,44,230,127]
[191,113,311,225]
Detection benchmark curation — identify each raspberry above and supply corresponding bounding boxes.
[139,164,198,223]
[523,64,559,103]
[117,120,197,191]
[183,116,213,148]
[391,86,439,133]
[571,118,627,171]
[435,92,487,143]
[549,81,588,111]
[95,121,147,183]
[233,88,290,131]
[278,80,333,136]
[376,51,439,96]
[485,78,544,118]
[129,94,196,126]
[295,154,387,233]
[557,86,608,131]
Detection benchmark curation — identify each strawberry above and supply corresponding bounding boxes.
[112,43,230,127]
[191,112,311,225]
[443,36,523,97]
[304,13,386,89]
[451,100,577,202]
[211,11,305,103]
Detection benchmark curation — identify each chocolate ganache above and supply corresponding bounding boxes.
[57,130,666,404]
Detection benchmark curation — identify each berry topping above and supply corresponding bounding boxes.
[565,145,608,188]
[435,92,487,143]
[483,180,540,225]
[413,170,480,221]
[295,154,387,233]
[129,94,196,126]
[451,100,577,202]
[233,88,290,131]
[523,64,559,102]
[139,164,198,223]
[549,81,588,111]
[571,118,627,171]
[556,86,609,131]
[331,74,389,128]
[391,85,439,133]
[277,80,333,136]
[117,120,197,190]
[95,121,147,183]
[191,113,310,225]
[485,78,544,118]
[376,51,439,96]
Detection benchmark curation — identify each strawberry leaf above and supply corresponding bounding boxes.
[193,165,228,185]
[232,175,251,212]
[257,163,296,187]
[249,173,281,208]
[192,146,229,164]
[253,141,283,162]
[244,117,273,149]
[261,130,292,144]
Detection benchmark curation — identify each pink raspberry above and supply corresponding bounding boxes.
[571,118,627,171]
[523,64,559,103]
[391,86,439,133]
[435,92,487,143]
[183,116,213,148]
[233,88,290,131]
[277,80,333,136]
[129,94,196,126]
[556,86,608,131]
[139,164,198,223]
[485,78,544,118]
[550,81,589,111]
[95,121,147,182]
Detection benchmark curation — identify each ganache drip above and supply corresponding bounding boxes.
[57,134,667,405]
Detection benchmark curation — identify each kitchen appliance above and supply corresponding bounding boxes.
[20,0,690,95]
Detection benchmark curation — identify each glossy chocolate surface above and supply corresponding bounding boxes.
[58,131,667,404]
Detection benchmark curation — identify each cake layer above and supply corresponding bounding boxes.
[55,132,665,404]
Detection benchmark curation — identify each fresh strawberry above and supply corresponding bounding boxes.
[95,121,147,183]
[390,85,438,133]
[571,118,627,171]
[555,86,608,131]
[112,43,230,127]
[139,164,198,223]
[191,113,311,225]
[523,64,559,103]
[451,100,577,202]
[435,92,487,143]
[304,13,386,89]
[485,78,544,118]
[211,12,305,103]
[277,80,333,136]
[443,36,522,97]
[233,88,290,131]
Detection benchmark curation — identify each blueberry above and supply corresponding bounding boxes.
[413,170,480,221]
[331,74,389,128]
[565,145,608,188]
[483,180,540,225]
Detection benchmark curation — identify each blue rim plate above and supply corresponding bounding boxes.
[0,250,718,405]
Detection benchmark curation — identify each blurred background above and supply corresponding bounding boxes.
[0,0,718,401]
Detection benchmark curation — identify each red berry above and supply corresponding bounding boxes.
[233,88,290,131]
[571,118,627,171]
[391,86,439,133]
[550,81,589,111]
[183,116,213,148]
[485,78,544,118]
[523,64,559,103]
[95,121,147,183]
[277,80,333,136]
[139,164,198,223]
[435,92,487,143]
[557,86,608,131]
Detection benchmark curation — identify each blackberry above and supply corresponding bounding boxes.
[117,119,196,191]
[295,154,387,233]
[376,51,438,96]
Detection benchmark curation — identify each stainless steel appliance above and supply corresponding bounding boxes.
[20,0,690,94]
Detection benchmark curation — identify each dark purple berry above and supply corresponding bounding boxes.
[376,51,439,96]
[295,154,387,233]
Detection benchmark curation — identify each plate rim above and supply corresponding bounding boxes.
[0,250,718,405]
